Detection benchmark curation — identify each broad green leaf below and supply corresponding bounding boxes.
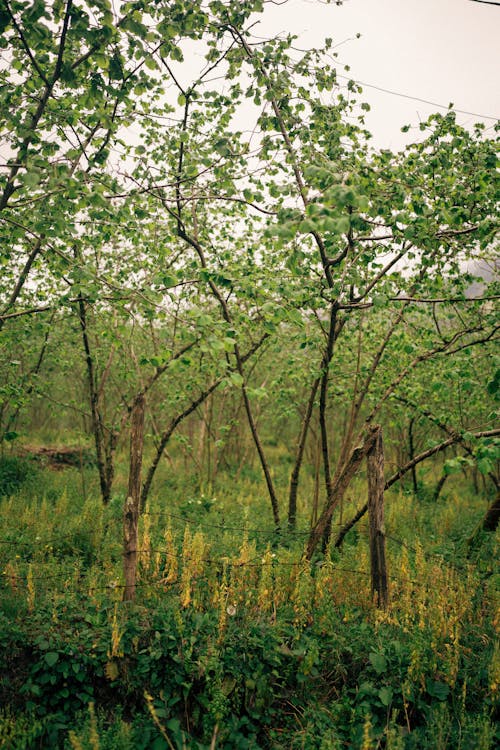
[44,652,59,667]
[378,686,393,706]
[369,652,387,675]
[426,680,450,701]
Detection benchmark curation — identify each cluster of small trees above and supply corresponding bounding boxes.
[1,1,498,597]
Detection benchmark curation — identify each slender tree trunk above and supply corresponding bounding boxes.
[334,503,367,549]
[140,336,269,509]
[141,380,224,509]
[123,394,145,602]
[239,375,281,527]
[318,306,338,506]
[196,401,208,481]
[334,428,500,547]
[472,466,479,495]
[433,474,448,502]
[0,239,43,331]
[408,417,418,495]
[306,425,379,559]
[318,305,340,550]
[311,431,321,527]
[177,219,281,524]
[288,378,320,528]
[77,298,112,504]
[367,426,388,608]
[482,489,500,532]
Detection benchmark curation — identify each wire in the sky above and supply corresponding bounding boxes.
[335,73,499,121]
[469,1,500,7]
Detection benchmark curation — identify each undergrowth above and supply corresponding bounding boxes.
[0,461,498,749]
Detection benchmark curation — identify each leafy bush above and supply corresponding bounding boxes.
[0,455,37,496]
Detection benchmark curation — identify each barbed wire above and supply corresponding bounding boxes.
[0,531,88,547]
[1,516,496,607]
[0,511,352,548]
[0,525,486,579]
[2,536,496,603]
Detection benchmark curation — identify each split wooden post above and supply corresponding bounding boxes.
[123,393,145,602]
[367,425,389,609]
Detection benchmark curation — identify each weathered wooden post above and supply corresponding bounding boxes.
[123,393,145,602]
[367,425,389,609]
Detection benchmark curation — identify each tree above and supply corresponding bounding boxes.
[1,2,498,599]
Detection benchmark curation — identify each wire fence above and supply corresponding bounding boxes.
[1,506,495,605]
[1,531,494,601]
[0,509,355,549]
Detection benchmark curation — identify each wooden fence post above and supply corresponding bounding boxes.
[123,394,145,602]
[367,425,389,609]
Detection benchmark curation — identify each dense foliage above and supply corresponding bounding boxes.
[0,0,498,747]
[0,465,498,748]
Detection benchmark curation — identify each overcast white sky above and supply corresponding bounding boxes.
[253,0,499,149]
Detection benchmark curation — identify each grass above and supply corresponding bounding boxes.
[0,452,498,749]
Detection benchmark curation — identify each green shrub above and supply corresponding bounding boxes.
[0,456,37,496]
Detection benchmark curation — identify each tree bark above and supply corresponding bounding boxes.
[305,425,379,559]
[239,373,281,527]
[482,489,500,532]
[123,394,145,602]
[408,417,418,495]
[140,335,268,510]
[288,378,320,529]
[77,298,112,504]
[367,426,388,608]
[433,474,448,502]
[333,427,500,548]
[317,305,339,549]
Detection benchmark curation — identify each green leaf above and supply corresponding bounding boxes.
[20,171,42,188]
[44,652,59,667]
[477,457,494,475]
[213,137,230,157]
[487,369,500,397]
[369,652,387,675]
[378,686,393,706]
[228,372,244,387]
[0,9,10,33]
[109,54,123,80]
[171,46,183,62]
[426,679,450,701]
[372,294,388,309]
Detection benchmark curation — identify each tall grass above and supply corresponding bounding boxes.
[0,461,498,748]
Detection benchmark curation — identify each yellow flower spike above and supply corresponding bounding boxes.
[291,558,313,628]
[257,544,275,614]
[4,561,18,592]
[190,530,207,610]
[88,702,100,750]
[68,731,84,750]
[26,564,35,613]
[191,530,206,577]
[217,562,229,644]
[108,603,124,659]
[179,526,193,608]
[237,530,250,566]
[361,713,373,750]
[153,552,161,580]
[163,524,178,584]
[138,512,152,575]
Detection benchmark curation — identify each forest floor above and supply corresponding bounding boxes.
[0,451,498,749]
